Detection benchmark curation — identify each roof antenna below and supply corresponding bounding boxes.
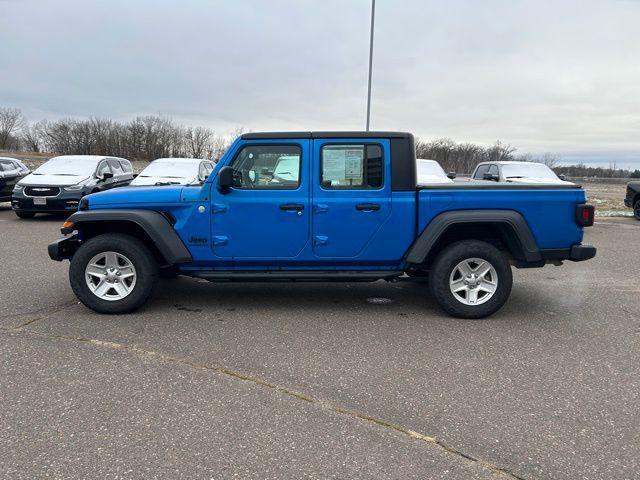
[365,0,375,132]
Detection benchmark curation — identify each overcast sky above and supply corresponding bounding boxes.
[1,0,638,165]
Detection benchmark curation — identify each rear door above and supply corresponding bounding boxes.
[311,139,391,258]
[210,140,310,259]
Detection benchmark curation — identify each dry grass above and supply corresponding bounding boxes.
[581,182,631,216]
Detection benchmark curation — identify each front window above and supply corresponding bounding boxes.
[107,159,124,175]
[96,161,111,178]
[502,163,559,180]
[230,145,301,189]
[139,161,199,179]
[321,144,383,189]
[473,164,490,179]
[417,160,447,179]
[34,157,98,177]
[0,160,15,172]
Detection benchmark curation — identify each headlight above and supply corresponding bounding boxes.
[13,184,23,192]
[64,184,84,191]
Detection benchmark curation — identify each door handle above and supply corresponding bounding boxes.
[355,203,380,211]
[280,203,304,211]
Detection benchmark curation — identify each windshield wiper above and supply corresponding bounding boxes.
[505,176,525,179]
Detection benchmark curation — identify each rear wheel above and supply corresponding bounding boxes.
[429,240,512,319]
[634,199,640,221]
[69,234,159,314]
[15,211,36,219]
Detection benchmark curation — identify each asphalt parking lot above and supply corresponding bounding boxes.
[0,205,638,480]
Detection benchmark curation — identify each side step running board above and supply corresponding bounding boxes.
[184,270,404,283]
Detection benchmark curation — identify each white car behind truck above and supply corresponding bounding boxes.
[471,161,571,184]
[416,159,455,184]
[130,158,215,186]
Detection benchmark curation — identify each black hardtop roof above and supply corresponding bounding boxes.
[241,131,412,140]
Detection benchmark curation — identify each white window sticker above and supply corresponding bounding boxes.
[323,146,364,185]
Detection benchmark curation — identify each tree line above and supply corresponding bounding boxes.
[1,106,638,177]
[0,107,240,161]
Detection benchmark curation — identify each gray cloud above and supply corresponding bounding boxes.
[1,0,639,165]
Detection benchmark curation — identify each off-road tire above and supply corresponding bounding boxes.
[429,240,512,319]
[634,199,640,221]
[70,233,159,314]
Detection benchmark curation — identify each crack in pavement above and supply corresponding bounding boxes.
[0,300,78,326]
[0,325,527,480]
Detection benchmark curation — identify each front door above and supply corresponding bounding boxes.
[210,140,310,259]
[311,139,392,258]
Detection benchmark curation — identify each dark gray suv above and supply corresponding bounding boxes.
[11,155,133,218]
[0,157,30,202]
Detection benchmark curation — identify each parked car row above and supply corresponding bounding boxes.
[5,155,215,219]
[3,153,578,220]
[416,159,571,186]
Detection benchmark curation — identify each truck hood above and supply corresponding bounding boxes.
[19,173,89,187]
[130,175,195,186]
[506,177,574,185]
[86,185,184,208]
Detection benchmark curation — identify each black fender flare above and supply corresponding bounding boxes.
[61,209,192,265]
[404,209,541,264]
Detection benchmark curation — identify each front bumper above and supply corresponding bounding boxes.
[541,244,597,262]
[12,190,83,213]
[624,198,632,208]
[48,235,82,261]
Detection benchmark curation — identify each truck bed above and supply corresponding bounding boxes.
[417,183,586,249]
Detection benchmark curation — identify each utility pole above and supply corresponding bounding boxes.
[365,0,375,131]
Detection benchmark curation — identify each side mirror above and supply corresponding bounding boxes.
[483,172,499,182]
[217,166,234,193]
[447,172,457,179]
[99,172,114,182]
[559,174,566,180]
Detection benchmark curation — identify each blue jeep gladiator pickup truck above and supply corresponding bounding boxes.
[48,131,596,318]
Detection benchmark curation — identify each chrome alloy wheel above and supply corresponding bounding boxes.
[85,251,137,301]
[449,257,498,306]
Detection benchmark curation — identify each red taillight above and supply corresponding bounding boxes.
[576,204,594,227]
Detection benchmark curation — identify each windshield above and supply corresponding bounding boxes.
[502,163,558,179]
[34,157,97,176]
[417,160,447,178]
[138,161,199,178]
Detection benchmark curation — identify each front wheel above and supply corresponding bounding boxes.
[428,240,512,319]
[69,234,159,314]
[634,199,640,221]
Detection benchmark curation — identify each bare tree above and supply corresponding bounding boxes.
[186,126,213,158]
[516,152,559,168]
[20,120,46,152]
[415,137,517,174]
[0,107,25,149]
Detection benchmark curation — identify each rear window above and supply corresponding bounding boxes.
[119,160,133,173]
[320,144,383,189]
